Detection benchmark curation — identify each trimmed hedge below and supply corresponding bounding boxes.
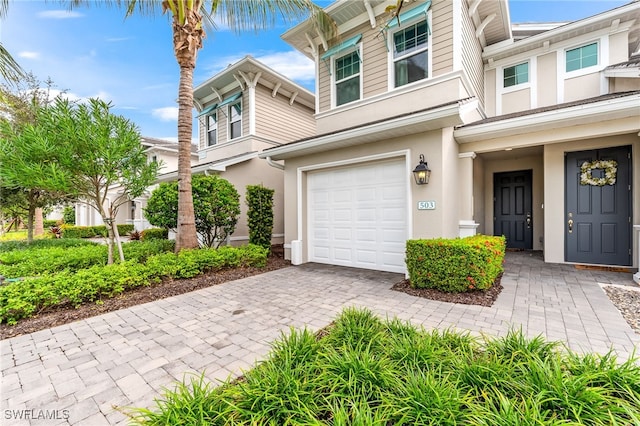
[60,224,135,239]
[406,235,506,293]
[0,240,174,278]
[0,244,268,324]
[141,228,168,241]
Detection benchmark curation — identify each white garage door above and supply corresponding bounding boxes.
[308,159,407,273]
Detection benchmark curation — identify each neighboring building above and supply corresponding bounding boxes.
[259,0,640,274]
[158,55,316,246]
[75,136,198,231]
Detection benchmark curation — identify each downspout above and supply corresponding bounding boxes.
[265,156,284,170]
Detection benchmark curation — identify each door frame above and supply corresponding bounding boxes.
[493,169,534,250]
[564,145,632,266]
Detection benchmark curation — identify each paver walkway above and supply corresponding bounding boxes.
[1,252,639,425]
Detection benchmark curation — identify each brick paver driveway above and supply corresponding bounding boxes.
[2,252,638,425]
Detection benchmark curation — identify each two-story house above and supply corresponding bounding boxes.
[160,56,316,246]
[259,0,640,275]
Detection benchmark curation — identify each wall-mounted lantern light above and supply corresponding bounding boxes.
[412,154,431,185]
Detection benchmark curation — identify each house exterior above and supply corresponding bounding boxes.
[163,56,316,246]
[259,0,640,275]
[75,136,198,231]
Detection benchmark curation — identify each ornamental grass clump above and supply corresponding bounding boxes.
[127,308,640,425]
[406,234,506,292]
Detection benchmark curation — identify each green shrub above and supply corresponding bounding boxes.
[43,219,59,228]
[0,240,174,278]
[128,309,640,425]
[62,205,75,224]
[59,224,134,239]
[0,244,267,324]
[246,185,275,251]
[0,238,95,253]
[141,228,168,241]
[406,235,506,293]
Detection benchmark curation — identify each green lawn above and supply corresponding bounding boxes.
[129,307,640,425]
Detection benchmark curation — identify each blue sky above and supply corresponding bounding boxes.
[0,0,628,142]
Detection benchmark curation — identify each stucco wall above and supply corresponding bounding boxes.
[281,129,461,262]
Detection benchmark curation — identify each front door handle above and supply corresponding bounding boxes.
[526,213,531,229]
[568,219,573,233]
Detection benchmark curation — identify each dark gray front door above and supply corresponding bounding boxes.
[494,170,533,249]
[565,146,632,266]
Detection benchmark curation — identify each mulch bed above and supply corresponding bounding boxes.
[0,253,291,340]
[391,274,503,307]
[2,247,503,340]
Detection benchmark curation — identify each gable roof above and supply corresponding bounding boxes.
[193,55,314,111]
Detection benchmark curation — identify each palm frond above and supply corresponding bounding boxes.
[0,43,24,84]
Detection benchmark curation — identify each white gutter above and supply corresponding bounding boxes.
[265,156,285,170]
[454,93,640,143]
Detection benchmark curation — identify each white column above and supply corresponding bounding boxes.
[634,225,640,284]
[458,152,479,238]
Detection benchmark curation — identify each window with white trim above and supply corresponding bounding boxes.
[503,62,529,88]
[229,101,242,140]
[334,50,360,106]
[206,111,217,146]
[566,42,598,72]
[393,19,429,87]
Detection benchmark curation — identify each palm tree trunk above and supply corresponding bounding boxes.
[34,207,44,236]
[175,64,199,252]
[171,5,202,253]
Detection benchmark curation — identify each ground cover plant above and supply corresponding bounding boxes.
[129,307,640,425]
[0,239,174,278]
[0,243,267,324]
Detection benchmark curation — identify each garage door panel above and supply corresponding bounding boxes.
[308,159,407,273]
[334,247,352,262]
[333,227,351,241]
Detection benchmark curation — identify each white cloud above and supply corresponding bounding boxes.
[18,51,40,59]
[152,107,178,122]
[255,51,315,83]
[203,50,315,85]
[38,10,84,19]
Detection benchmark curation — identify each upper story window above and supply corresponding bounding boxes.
[393,19,429,87]
[566,42,598,72]
[334,50,361,106]
[503,62,529,88]
[229,100,242,139]
[206,112,217,146]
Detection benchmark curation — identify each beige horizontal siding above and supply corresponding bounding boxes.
[431,0,454,77]
[362,24,388,99]
[254,84,315,143]
[460,0,484,101]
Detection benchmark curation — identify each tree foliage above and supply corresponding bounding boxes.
[145,175,240,248]
[246,184,274,251]
[0,75,72,242]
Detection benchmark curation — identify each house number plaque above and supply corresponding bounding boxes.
[417,200,436,210]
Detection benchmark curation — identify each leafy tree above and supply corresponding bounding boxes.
[0,75,72,242]
[246,184,275,251]
[47,97,161,263]
[145,175,240,248]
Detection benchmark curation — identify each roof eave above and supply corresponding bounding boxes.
[454,94,640,143]
[259,101,472,161]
